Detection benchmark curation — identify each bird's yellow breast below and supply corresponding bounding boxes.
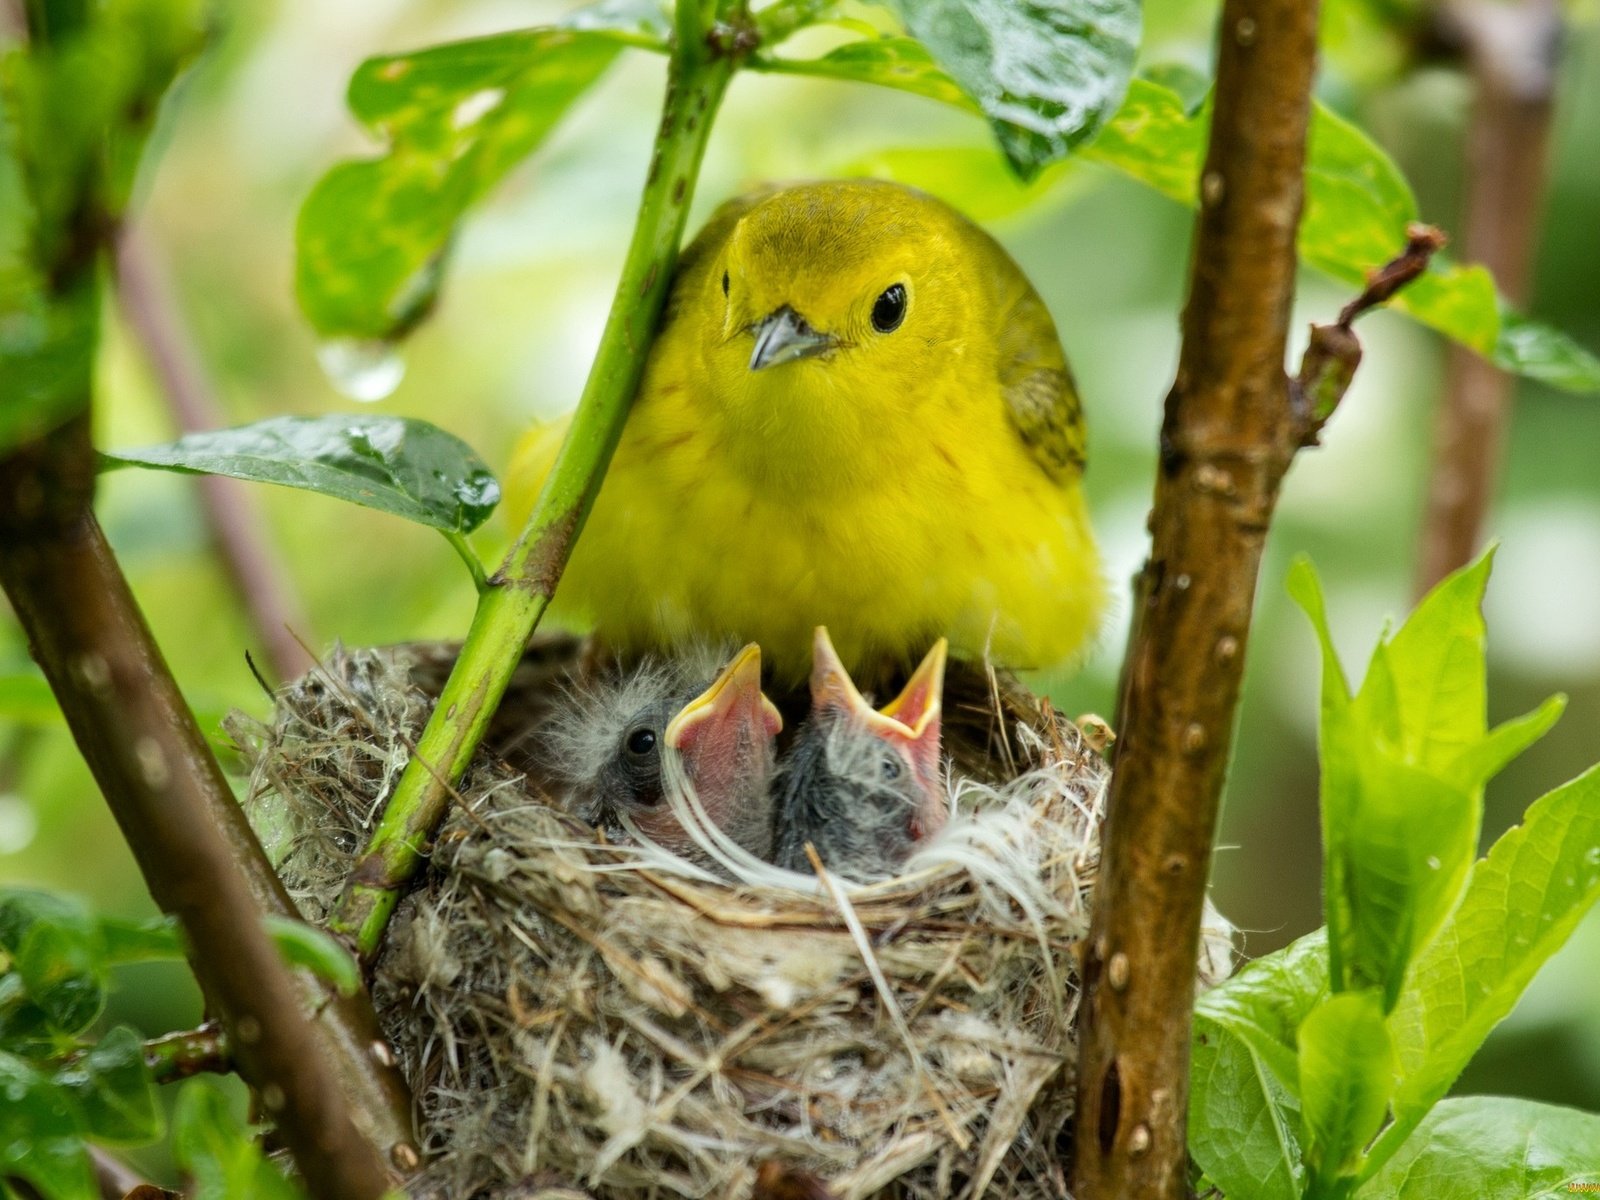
[504,180,1106,681]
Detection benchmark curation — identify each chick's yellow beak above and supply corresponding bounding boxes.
[879,638,948,741]
[749,306,835,371]
[665,643,783,756]
[809,627,947,742]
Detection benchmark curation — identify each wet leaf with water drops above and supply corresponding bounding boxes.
[0,1052,97,1200]
[99,415,501,534]
[296,8,657,343]
[754,0,1139,178]
[0,890,108,1037]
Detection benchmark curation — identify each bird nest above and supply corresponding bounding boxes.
[228,640,1234,1200]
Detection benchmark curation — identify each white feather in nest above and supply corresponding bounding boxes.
[231,644,1236,1200]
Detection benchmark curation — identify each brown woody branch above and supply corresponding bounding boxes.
[115,230,315,683]
[0,417,415,1199]
[1071,1,1323,1195]
[1414,0,1562,595]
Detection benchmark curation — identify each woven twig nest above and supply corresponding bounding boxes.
[229,640,1233,1200]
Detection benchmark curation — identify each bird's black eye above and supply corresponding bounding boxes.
[721,270,730,297]
[871,283,907,333]
[880,753,903,782]
[625,726,657,757]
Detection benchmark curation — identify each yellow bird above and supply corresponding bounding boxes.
[506,179,1105,681]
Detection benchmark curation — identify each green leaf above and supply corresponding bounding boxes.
[172,1078,307,1200]
[296,25,628,341]
[97,915,184,965]
[1298,989,1395,1190]
[0,672,63,727]
[1190,1014,1305,1200]
[1446,694,1567,792]
[0,890,106,1035]
[1082,80,1600,393]
[1288,554,1559,1008]
[760,0,1140,179]
[1,0,209,453]
[0,274,98,455]
[52,1026,161,1145]
[1370,763,1600,1179]
[1196,927,1331,1090]
[264,917,359,998]
[755,0,843,46]
[830,144,1079,223]
[1378,550,1492,770]
[0,1050,97,1200]
[1357,1097,1600,1199]
[0,971,57,1049]
[100,415,501,535]
[560,0,671,46]
[873,0,1140,177]
[753,35,976,111]
[1495,308,1600,392]
[0,81,42,318]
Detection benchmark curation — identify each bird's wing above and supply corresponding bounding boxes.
[985,232,1086,483]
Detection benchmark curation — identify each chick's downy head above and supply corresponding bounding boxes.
[773,627,948,880]
[546,645,780,865]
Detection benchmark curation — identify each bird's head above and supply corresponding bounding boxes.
[808,625,948,843]
[704,181,978,463]
[561,646,779,863]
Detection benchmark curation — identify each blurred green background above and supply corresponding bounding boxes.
[3,0,1598,1118]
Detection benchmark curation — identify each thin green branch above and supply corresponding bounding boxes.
[442,530,488,593]
[327,0,751,962]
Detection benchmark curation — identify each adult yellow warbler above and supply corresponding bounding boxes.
[506,179,1104,680]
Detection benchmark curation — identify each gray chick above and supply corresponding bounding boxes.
[772,627,948,881]
[541,644,781,866]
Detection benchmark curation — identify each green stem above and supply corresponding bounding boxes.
[327,1,747,962]
[442,530,488,593]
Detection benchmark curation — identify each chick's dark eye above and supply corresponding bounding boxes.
[879,754,903,782]
[872,283,907,333]
[625,727,657,757]
[721,270,730,297]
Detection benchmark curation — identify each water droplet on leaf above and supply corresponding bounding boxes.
[318,339,406,402]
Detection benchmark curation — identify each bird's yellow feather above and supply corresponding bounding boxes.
[506,179,1105,680]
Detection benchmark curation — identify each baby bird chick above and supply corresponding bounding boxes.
[773,627,948,881]
[543,644,781,867]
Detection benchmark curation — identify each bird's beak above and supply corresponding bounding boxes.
[811,628,948,835]
[749,306,835,371]
[810,628,946,744]
[880,638,948,746]
[665,643,783,760]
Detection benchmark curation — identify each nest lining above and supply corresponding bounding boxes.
[229,643,1234,1200]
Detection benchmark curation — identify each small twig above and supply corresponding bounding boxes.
[1415,0,1562,595]
[1296,226,1448,441]
[1336,223,1449,328]
[114,231,314,684]
[143,1021,232,1083]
